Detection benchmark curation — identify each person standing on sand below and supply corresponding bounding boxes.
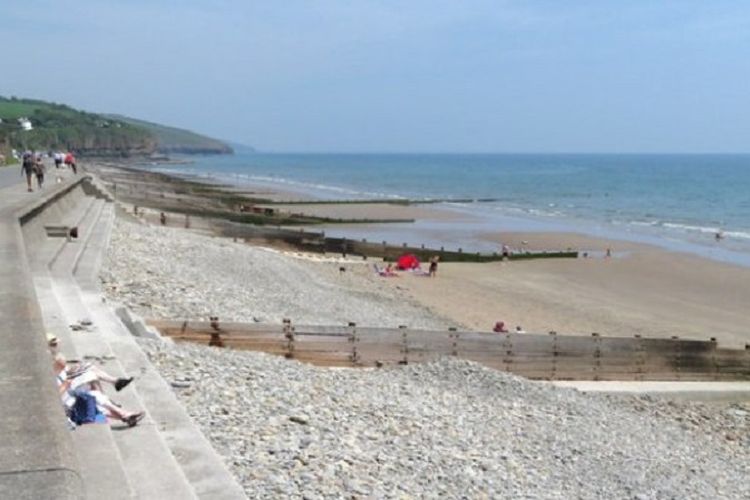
[429,255,439,277]
[21,151,35,192]
[502,244,510,260]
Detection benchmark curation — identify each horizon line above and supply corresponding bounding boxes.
[233,149,750,156]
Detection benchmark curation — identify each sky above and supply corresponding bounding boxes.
[2,1,750,153]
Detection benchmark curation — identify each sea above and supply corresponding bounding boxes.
[148,153,750,267]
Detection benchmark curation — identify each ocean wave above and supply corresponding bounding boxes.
[626,221,750,241]
[205,171,407,200]
[661,222,722,234]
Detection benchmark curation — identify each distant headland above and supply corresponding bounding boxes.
[0,96,238,159]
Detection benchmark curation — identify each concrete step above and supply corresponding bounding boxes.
[70,196,246,498]
[70,287,199,499]
[79,290,246,499]
[36,179,245,499]
[41,198,200,499]
[33,274,81,362]
[74,202,115,290]
[50,198,106,277]
[49,278,198,499]
[45,195,98,271]
[71,425,134,500]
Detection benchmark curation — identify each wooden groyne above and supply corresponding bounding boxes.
[211,219,578,263]
[148,320,750,382]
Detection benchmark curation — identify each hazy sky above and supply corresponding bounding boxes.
[3,1,749,153]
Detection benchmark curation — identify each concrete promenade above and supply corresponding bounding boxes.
[0,166,247,499]
[0,164,22,189]
[0,169,83,499]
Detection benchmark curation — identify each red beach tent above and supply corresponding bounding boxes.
[396,253,420,270]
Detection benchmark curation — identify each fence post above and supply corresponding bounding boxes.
[448,327,458,357]
[549,331,558,380]
[208,316,224,348]
[634,334,645,381]
[709,337,718,381]
[283,318,295,359]
[348,322,360,366]
[502,331,513,373]
[591,333,601,381]
[399,325,408,365]
[671,336,681,381]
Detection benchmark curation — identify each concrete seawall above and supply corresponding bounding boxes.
[0,179,89,499]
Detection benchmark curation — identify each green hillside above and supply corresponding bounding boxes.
[107,115,233,154]
[0,97,155,157]
[0,96,235,161]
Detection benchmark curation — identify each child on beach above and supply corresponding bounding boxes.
[429,255,439,277]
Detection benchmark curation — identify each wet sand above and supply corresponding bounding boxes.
[266,203,473,222]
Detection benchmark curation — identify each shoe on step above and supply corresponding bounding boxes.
[115,377,133,392]
[126,412,145,428]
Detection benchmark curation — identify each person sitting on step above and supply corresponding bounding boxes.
[47,333,134,392]
[53,354,144,427]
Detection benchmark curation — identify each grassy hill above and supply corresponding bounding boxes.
[106,115,233,154]
[0,96,235,161]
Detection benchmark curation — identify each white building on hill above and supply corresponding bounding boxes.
[18,117,33,131]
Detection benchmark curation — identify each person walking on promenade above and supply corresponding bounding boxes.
[34,153,45,189]
[21,151,35,192]
[64,151,77,174]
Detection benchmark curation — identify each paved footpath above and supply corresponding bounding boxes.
[0,167,83,499]
[0,166,76,202]
[0,165,23,189]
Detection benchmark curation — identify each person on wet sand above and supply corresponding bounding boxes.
[429,255,439,277]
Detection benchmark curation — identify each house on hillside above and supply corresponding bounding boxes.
[18,117,33,131]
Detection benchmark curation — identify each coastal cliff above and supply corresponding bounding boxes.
[0,96,235,158]
[106,115,234,155]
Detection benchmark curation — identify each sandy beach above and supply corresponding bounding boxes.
[393,235,750,348]
[96,163,750,350]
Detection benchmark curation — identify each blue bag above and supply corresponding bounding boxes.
[70,390,102,425]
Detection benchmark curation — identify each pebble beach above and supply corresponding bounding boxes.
[102,215,750,499]
[141,338,749,499]
[102,219,451,329]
